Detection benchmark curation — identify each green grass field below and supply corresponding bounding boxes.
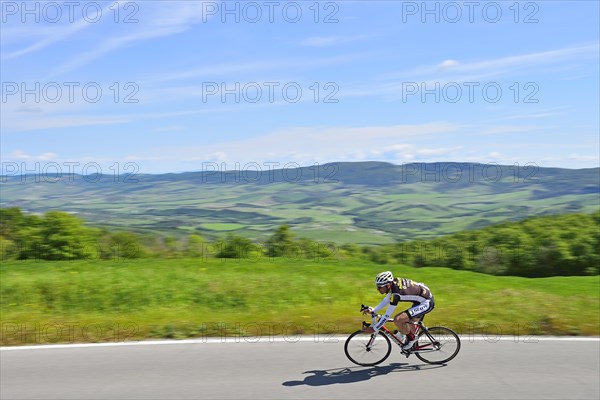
[1,259,598,345]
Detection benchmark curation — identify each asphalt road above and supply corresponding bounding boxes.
[1,337,599,399]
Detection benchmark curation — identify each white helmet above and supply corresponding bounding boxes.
[375,271,394,286]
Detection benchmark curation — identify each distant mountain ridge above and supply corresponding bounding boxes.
[3,161,599,187]
[1,162,598,244]
[145,162,598,196]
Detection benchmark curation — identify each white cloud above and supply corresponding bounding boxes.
[4,150,58,161]
[381,43,600,89]
[127,122,460,165]
[378,144,466,163]
[416,146,464,156]
[124,155,163,161]
[437,60,460,71]
[383,144,412,152]
[8,150,33,160]
[38,152,58,161]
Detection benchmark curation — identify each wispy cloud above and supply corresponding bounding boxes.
[568,154,600,163]
[52,28,183,76]
[2,115,132,131]
[2,101,272,132]
[504,112,558,120]
[49,2,211,76]
[445,43,599,74]
[1,3,115,60]
[299,34,376,47]
[383,43,599,83]
[477,125,551,135]
[336,43,599,102]
[146,53,370,84]
[152,125,187,132]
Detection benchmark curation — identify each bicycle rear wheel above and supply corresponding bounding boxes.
[414,326,461,364]
[344,330,392,366]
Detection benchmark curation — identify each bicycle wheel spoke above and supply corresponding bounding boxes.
[344,331,392,366]
[414,326,461,364]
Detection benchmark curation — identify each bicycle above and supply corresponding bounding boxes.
[344,304,461,366]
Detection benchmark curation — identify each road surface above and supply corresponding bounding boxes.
[1,336,599,399]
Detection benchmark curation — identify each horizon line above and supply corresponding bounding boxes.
[2,160,599,178]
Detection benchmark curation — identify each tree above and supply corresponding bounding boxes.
[0,207,25,238]
[36,211,100,260]
[157,236,182,258]
[101,232,144,259]
[185,234,205,258]
[215,234,255,259]
[265,225,295,257]
[340,243,361,259]
[0,236,17,261]
[294,237,336,261]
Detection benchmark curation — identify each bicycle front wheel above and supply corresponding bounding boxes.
[414,326,461,364]
[344,330,392,366]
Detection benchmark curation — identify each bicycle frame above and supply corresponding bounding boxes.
[365,313,402,347]
[365,324,400,347]
[366,313,435,353]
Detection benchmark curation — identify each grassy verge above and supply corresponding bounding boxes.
[1,259,598,345]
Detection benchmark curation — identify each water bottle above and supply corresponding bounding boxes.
[393,330,405,343]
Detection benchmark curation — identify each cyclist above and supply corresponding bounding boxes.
[362,271,435,350]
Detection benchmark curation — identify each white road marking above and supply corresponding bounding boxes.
[1,335,598,351]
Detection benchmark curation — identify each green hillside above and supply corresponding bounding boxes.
[1,162,598,244]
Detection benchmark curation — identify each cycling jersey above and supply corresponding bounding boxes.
[371,278,434,332]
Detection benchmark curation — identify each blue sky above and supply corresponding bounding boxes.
[1,0,599,174]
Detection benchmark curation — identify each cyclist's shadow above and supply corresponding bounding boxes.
[282,363,445,387]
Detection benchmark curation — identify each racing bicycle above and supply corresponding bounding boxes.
[344,304,461,366]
